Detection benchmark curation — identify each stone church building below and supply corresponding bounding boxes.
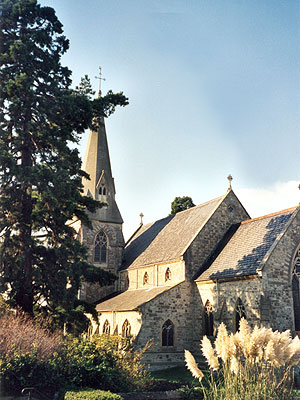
[76,118,300,369]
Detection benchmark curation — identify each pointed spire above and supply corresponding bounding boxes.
[82,112,123,224]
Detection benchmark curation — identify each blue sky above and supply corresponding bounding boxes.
[40,0,300,239]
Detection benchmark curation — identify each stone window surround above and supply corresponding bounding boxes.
[161,319,175,349]
[94,230,109,265]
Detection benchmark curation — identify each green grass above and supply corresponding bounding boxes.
[150,366,203,385]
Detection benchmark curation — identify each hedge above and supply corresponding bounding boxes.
[65,389,124,400]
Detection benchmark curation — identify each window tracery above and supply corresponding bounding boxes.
[103,319,110,335]
[162,319,174,347]
[203,300,214,336]
[234,298,246,332]
[122,319,131,337]
[94,231,108,264]
[292,248,300,330]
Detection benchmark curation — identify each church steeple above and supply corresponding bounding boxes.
[82,117,123,224]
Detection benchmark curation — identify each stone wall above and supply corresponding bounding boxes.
[195,277,262,344]
[79,220,124,303]
[97,310,142,336]
[122,260,185,290]
[135,281,195,370]
[185,190,249,279]
[261,209,300,332]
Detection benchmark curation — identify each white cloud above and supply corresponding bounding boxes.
[236,180,299,219]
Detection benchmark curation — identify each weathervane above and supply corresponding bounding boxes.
[95,66,106,96]
[139,212,144,225]
[227,174,233,190]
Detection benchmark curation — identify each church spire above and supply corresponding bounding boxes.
[82,113,123,224]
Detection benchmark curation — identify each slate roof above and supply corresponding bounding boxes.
[196,207,297,281]
[122,196,224,270]
[96,285,174,312]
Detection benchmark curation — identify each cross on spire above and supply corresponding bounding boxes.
[227,174,233,190]
[139,212,144,225]
[95,66,106,97]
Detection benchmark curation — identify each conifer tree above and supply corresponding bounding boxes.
[0,0,128,324]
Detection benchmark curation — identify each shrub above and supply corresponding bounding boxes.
[63,334,151,392]
[65,389,124,400]
[185,318,300,400]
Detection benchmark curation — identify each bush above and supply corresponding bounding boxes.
[0,312,151,393]
[65,389,124,400]
[185,318,300,400]
[63,334,151,392]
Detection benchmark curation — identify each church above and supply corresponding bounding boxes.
[75,117,300,370]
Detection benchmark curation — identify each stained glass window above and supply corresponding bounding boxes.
[94,231,107,264]
[162,320,174,347]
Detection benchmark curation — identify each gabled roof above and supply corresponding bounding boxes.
[96,285,174,312]
[196,207,297,282]
[122,195,225,270]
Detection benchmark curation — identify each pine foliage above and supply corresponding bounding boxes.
[0,0,128,325]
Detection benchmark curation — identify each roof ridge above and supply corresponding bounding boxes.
[241,206,297,225]
[175,194,224,215]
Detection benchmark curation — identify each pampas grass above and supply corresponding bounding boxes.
[185,318,300,400]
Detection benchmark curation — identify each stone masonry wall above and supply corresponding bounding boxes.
[135,281,195,370]
[261,209,300,332]
[123,260,185,290]
[185,190,249,279]
[79,220,124,303]
[195,278,263,345]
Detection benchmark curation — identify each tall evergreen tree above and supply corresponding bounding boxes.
[0,0,128,323]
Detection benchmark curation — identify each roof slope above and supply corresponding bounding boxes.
[122,196,223,270]
[197,207,296,281]
[96,286,173,312]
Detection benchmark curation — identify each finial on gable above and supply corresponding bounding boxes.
[95,66,106,97]
[227,174,233,190]
[139,212,144,225]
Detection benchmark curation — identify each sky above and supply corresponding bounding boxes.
[39,0,300,240]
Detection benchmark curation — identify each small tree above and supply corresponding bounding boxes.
[0,0,128,327]
[170,196,195,215]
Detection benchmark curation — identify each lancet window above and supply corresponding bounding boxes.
[94,231,108,264]
[99,185,107,196]
[162,319,174,347]
[234,298,246,332]
[143,272,149,285]
[292,247,300,331]
[122,319,131,337]
[165,267,171,282]
[103,319,110,335]
[203,300,214,336]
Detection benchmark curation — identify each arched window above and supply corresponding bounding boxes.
[292,248,300,331]
[102,319,110,335]
[234,298,246,332]
[99,185,107,196]
[87,323,93,337]
[143,272,149,285]
[162,319,174,347]
[94,231,108,264]
[203,300,214,336]
[122,319,131,337]
[165,267,171,282]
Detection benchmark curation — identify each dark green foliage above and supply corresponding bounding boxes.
[65,389,124,400]
[0,0,128,326]
[170,196,195,215]
[0,312,150,393]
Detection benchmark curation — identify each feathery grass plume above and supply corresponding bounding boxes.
[230,355,240,375]
[287,335,300,366]
[184,350,204,381]
[201,335,219,370]
[215,322,231,362]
